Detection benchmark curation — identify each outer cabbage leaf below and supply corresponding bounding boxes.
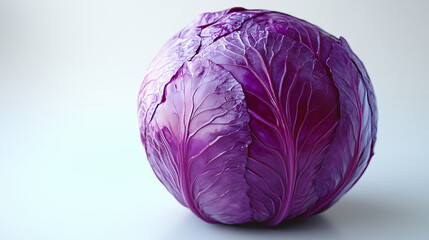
[201,29,340,226]
[301,37,377,218]
[144,58,252,224]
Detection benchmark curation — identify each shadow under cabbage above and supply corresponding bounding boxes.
[160,194,419,239]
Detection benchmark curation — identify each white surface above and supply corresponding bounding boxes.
[1,0,429,239]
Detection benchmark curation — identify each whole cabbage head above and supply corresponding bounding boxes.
[138,7,377,226]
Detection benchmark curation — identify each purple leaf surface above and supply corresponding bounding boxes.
[144,58,252,224]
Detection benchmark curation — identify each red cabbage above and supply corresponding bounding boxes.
[138,7,377,226]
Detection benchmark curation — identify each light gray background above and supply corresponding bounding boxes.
[1,0,428,239]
